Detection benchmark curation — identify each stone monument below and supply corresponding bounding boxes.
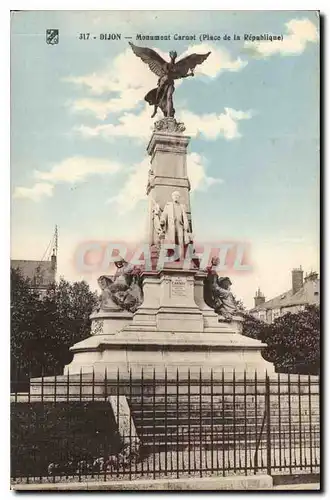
[64,114,274,378]
[42,43,275,380]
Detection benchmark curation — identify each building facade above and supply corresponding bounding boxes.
[11,252,57,297]
[250,267,320,323]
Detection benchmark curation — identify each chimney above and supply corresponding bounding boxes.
[292,266,304,294]
[254,288,265,308]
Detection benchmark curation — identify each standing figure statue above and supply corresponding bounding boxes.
[151,201,165,245]
[129,42,211,118]
[160,191,193,249]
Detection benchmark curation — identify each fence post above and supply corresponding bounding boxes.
[265,373,271,476]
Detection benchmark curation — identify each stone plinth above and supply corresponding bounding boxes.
[149,269,203,332]
[64,329,275,379]
[90,310,133,336]
[64,309,133,375]
[64,269,274,377]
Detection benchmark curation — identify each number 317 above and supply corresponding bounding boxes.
[79,33,90,40]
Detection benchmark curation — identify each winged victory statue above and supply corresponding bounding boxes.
[129,42,211,119]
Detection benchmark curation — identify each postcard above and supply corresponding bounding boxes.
[11,10,320,491]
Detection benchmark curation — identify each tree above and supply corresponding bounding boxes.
[11,269,98,379]
[11,268,44,380]
[41,278,99,372]
[242,305,320,374]
[242,313,270,342]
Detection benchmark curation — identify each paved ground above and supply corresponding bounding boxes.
[11,476,321,491]
[273,483,320,490]
[12,480,321,491]
[11,475,272,490]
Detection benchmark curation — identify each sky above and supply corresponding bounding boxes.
[10,10,320,308]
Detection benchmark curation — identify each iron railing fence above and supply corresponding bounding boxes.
[11,369,320,484]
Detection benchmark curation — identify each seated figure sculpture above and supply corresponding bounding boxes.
[214,276,237,321]
[96,257,143,313]
[204,257,238,322]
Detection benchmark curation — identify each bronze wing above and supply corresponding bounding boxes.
[129,42,167,77]
[173,52,211,79]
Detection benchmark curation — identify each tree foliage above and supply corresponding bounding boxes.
[242,305,320,374]
[11,268,98,379]
[11,401,120,477]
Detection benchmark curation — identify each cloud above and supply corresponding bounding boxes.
[76,105,252,142]
[65,47,161,119]
[65,47,158,97]
[180,43,247,78]
[13,157,122,201]
[14,182,54,202]
[70,90,143,120]
[181,107,253,140]
[76,106,154,142]
[108,152,223,214]
[34,156,121,183]
[107,157,150,213]
[12,151,224,207]
[66,44,247,119]
[187,152,224,192]
[244,18,319,58]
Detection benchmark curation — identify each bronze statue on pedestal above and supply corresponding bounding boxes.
[129,42,211,118]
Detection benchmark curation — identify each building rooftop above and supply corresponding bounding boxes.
[250,274,320,312]
[11,259,55,288]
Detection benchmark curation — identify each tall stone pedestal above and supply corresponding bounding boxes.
[61,119,275,379]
